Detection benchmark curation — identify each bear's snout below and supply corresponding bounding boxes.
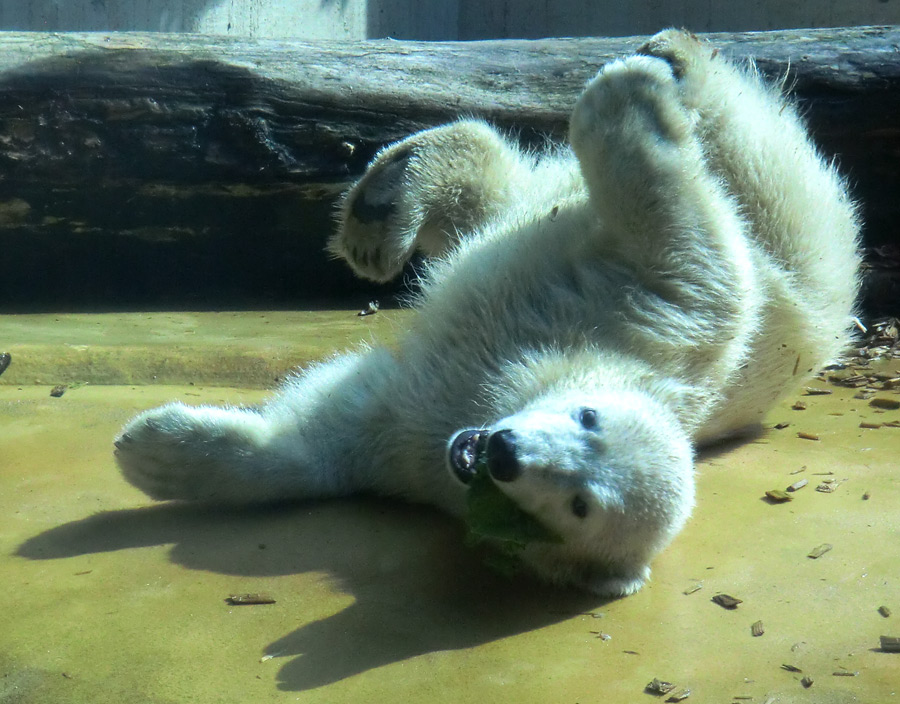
[486,429,520,482]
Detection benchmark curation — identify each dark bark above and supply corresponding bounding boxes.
[0,27,897,310]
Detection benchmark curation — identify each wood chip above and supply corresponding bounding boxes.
[225,593,276,605]
[832,669,859,677]
[781,664,803,673]
[682,583,703,595]
[665,689,691,702]
[787,479,808,492]
[773,422,790,429]
[50,384,67,397]
[804,387,833,395]
[839,374,871,388]
[816,482,837,493]
[879,605,892,618]
[645,678,677,695]
[765,489,793,503]
[870,397,900,410]
[807,543,833,559]
[801,675,814,688]
[859,421,883,429]
[880,635,900,652]
[797,431,819,440]
[712,593,742,609]
[791,400,807,410]
[357,300,380,317]
[751,620,765,637]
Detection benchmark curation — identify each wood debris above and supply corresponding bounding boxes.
[801,675,814,688]
[751,620,765,637]
[815,478,843,493]
[803,387,833,395]
[773,421,790,429]
[712,593,742,609]
[879,605,892,618]
[665,689,691,702]
[859,421,882,429]
[807,543,833,559]
[791,400,807,410]
[225,593,276,605]
[832,669,859,677]
[863,490,871,500]
[781,664,803,673]
[50,384,67,397]
[645,678,677,695]
[682,583,703,595]
[787,478,808,492]
[853,317,899,360]
[870,396,900,410]
[765,489,793,503]
[796,431,819,441]
[880,635,900,652]
[831,373,870,388]
[357,300,380,317]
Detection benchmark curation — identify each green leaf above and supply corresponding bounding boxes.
[465,467,563,547]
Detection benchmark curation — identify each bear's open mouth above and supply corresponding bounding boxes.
[448,429,487,485]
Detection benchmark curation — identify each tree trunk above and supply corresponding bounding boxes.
[0,27,897,310]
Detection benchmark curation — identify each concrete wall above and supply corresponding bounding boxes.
[1,0,898,39]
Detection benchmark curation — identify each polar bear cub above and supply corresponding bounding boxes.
[115,31,860,596]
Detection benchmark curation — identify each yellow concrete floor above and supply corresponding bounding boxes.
[1,312,898,703]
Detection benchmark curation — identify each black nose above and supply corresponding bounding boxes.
[486,429,520,482]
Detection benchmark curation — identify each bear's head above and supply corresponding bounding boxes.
[446,388,695,596]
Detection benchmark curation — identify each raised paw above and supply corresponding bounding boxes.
[114,403,268,502]
[331,120,523,282]
[570,54,693,160]
[330,143,418,282]
[636,29,711,79]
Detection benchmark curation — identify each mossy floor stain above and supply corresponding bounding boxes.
[1,312,898,703]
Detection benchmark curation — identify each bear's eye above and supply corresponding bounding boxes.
[571,495,588,518]
[578,407,599,430]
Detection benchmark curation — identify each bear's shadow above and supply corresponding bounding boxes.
[16,497,605,692]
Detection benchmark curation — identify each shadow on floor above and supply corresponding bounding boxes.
[17,497,606,691]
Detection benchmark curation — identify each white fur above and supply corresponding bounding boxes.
[115,31,860,596]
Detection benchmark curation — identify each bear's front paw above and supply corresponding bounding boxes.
[637,29,710,80]
[331,146,418,283]
[581,568,650,597]
[570,55,692,158]
[114,403,256,502]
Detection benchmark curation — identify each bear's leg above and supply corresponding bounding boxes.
[115,349,400,504]
[569,53,758,388]
[330,120,529,282]
[636,30,860,323]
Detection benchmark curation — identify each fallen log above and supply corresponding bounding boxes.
[0,27,897,310]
